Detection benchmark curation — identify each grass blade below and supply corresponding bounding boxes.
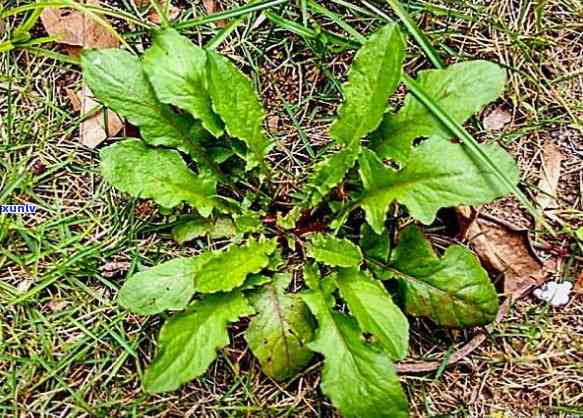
[363,0,445,69]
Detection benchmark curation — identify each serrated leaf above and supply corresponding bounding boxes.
[206,51,271,170]
[390,225,499,327]
[357,137,519,234]
[82,49,219,174]
[301,287,408,418]
[194,237,277,293]
[144,290,254,393]
[245,273,315,380]
[142,29,224,137]
[336,268,409,361]
[172,215,236,244]
[305,143,361,206]
[372,61,506,162]
[330,23,405,145]
[100,139,218,216]
[306,233,363,267]
[118,254,212,315]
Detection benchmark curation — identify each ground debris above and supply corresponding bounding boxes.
[456,206,550,296]
[40,0,119,50]
[535,141,563,217]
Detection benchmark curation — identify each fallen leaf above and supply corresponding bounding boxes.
[574,271,583,294]
[41,0,119,49]
[47,300,69,312]
[535,141,563,214]
[456,206,548,296]
[203,0,228,27]
[483,108,512,130]
[132,0,180,24]
[79,84,124,148]
[66,88,82,111]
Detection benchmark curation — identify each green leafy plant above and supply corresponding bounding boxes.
[82,23,517,417]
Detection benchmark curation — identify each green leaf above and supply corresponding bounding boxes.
[100,139,218,216]
[360,224,391,263]
[245,273,315,380]
[241,274,271,290]
[173,215,236,244]
[142,29,224,137]
[303,263,321,290]
[194,237,277,293]
[390,225,499,327]
[357,137,519,234]
[372,60,506,162]
[336,268,409,361]
[144,291,254,393]
[82,49,191,150]
[305,143,361,206]
[306,233,363,267]
[206,51,271,170]
[301,287,408,418]
[276,206,303,230]
[118,254,212,315]
[82,49,220,176]
[330,23,405,145]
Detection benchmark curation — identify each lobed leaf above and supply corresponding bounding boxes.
[371,60,507,162]
[330,23,405,145]
[245,273,315,380]
[390,225,499,327]
[194,237,277,293]
[301,286,408,418]
[100,139,218,216]
[306,233,363,267]
[206,51,272,170]
[336,268,409,360]
[144,291,254,393]
[118,254,212,315]
[142,29,224,138]
[357,137,519,234]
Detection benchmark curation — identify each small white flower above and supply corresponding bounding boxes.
[533,281,572,306]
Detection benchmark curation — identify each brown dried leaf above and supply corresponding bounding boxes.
[535,141,563,213]
[100,261,131,278]
[574,271,583,294]
[483,108,512,130]
[203,0,228,27]
[66,88,82,111]
[79,84,124,148]
[40,0,119,49]
[456,206,548,296]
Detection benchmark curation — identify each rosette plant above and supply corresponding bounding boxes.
[83,22,517,417]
